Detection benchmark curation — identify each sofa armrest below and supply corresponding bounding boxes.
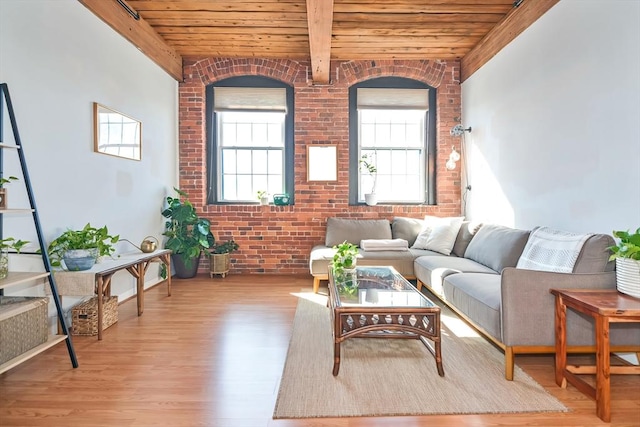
[500,267,616,346]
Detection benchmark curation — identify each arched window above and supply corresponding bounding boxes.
[206,76,294,204]
[349,77,436,205]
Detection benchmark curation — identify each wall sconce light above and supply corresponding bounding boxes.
[446,124,471,170]
[450,124,472,137]
[445,147,460,170]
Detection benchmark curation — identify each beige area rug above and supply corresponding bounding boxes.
[273,292,568,419]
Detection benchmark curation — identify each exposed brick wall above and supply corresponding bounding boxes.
[179,58,462,275]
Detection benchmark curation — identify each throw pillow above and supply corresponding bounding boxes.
[411,216,464,255]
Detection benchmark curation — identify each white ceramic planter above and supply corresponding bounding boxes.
[364,193,377,206]
[615,258,640,298]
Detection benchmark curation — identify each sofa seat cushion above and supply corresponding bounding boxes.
[309,245,416,278]
[309,245,336,276]
[442,273,503,342]
[356,250,416,277]
[414,256,497,296]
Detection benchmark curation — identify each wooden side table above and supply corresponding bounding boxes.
[550,289,640,422]
[53,250,172,340]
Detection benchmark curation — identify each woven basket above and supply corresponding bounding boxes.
[210,253,230,278]
[71,296,118,336]
[0,296,49,365]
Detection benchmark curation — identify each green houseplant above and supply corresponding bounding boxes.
[609,228,640,298]
[359,153,378,206]
[0,237,29,279]
[162,188,211,278]
[47,223,119,271]
[609,228,640,261]
[257,190,269,206]
[0,175,18,209]
[331,241,359,274]
[208,238,240,278]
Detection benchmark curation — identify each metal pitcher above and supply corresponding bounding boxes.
[140,236,158,253]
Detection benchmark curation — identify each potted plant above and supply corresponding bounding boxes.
[162,188,211,278]
[257,190,269,206]
[208,238,240,278]
[359,153,377,206]
[609,228,640,298]
[47,223,119,271]
[0,237,29,279]
[331,240,359,274]
[0,175,18,209]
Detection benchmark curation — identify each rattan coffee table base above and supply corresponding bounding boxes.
[327,266,444,377]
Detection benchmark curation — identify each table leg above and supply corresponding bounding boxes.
[332,340,341,376]
[434,339,444,377]
[136,263,144,316]
[595,314,611,422]
[97,277,104,341]
[126,264,145,316]
[554,294,567,388]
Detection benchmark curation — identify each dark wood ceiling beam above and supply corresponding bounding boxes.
[78,0,183,81]
[306,0,334,84]
[460,0,560,82]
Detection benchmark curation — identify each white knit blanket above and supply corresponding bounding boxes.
[516,227,592,273]
[360,239,409,252]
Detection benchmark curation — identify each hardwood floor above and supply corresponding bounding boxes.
[1,275,638,427]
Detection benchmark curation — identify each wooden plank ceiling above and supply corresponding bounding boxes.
[79,0,560,83]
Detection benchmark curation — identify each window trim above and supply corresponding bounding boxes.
[348,77,437,205]
[206,76,295,204]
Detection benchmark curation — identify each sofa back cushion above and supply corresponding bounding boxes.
[573,234,616,273]
[325,218,392,247]
[464,224,530,273]
[391,217,424,247]
[452,221,483,258]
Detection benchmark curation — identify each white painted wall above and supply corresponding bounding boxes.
[461,0,640,235]
[0,0,178,325]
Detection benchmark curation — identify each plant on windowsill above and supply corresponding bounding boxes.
[608,228,640,298]
[47,223,119,271]
[257,190,269,206]
[359,153,378,206]
[0,237,29,279]
[0,175,18,209]
[162,187,211,279]
[208,238,240,279]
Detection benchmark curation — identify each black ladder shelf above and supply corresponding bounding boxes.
[0,82,78,373]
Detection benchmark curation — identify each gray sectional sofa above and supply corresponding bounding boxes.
[309,217,640,380]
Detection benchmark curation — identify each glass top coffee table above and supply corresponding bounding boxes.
[327,266,444,377]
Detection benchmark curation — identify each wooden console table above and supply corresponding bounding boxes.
[550,288,640,422]
[53,250,172,340]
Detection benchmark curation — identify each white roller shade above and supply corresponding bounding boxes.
[357,88,429,110]
[214,87,287,112]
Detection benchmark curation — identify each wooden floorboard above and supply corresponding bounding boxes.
[1,274,639,427]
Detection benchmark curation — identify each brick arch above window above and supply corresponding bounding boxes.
[188,57,305,86]
[339,60,448,88]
